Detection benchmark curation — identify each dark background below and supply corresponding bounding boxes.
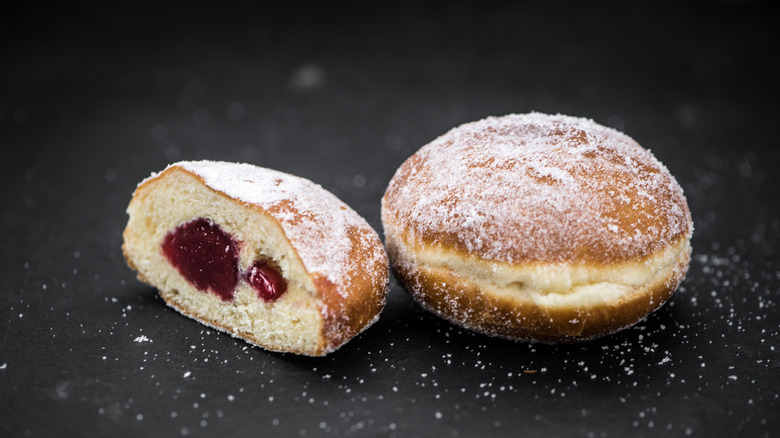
[2,1,778,436]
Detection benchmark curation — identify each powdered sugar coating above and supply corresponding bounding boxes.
[157,161,384,295]
[383,113,693,264]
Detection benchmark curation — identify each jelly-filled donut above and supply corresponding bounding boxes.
[382,113,693,342]
[123,161,389,356]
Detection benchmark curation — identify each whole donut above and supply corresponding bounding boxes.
[381,113,693,342]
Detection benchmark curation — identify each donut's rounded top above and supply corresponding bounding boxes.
[382,113,693,264]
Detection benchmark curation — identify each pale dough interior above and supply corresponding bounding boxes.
[124,169,324,354]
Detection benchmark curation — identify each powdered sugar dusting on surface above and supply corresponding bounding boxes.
[171,161,382,294]
[384,113,692,263]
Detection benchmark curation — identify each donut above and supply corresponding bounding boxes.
[122,160,389,356]
[381,113,693,342]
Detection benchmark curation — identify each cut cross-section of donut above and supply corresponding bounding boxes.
[123,160,389,356]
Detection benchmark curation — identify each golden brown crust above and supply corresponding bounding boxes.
[382,113,692,264]
[316,224,390,353]
[381,113,693,342]
[387,235,691,342]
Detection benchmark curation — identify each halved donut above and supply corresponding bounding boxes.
[123,161,389,356]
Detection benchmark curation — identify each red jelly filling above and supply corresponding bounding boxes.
[246,261,287,302]
[162,218,239,301]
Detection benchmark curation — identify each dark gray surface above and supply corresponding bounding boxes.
[2,1,778,436]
